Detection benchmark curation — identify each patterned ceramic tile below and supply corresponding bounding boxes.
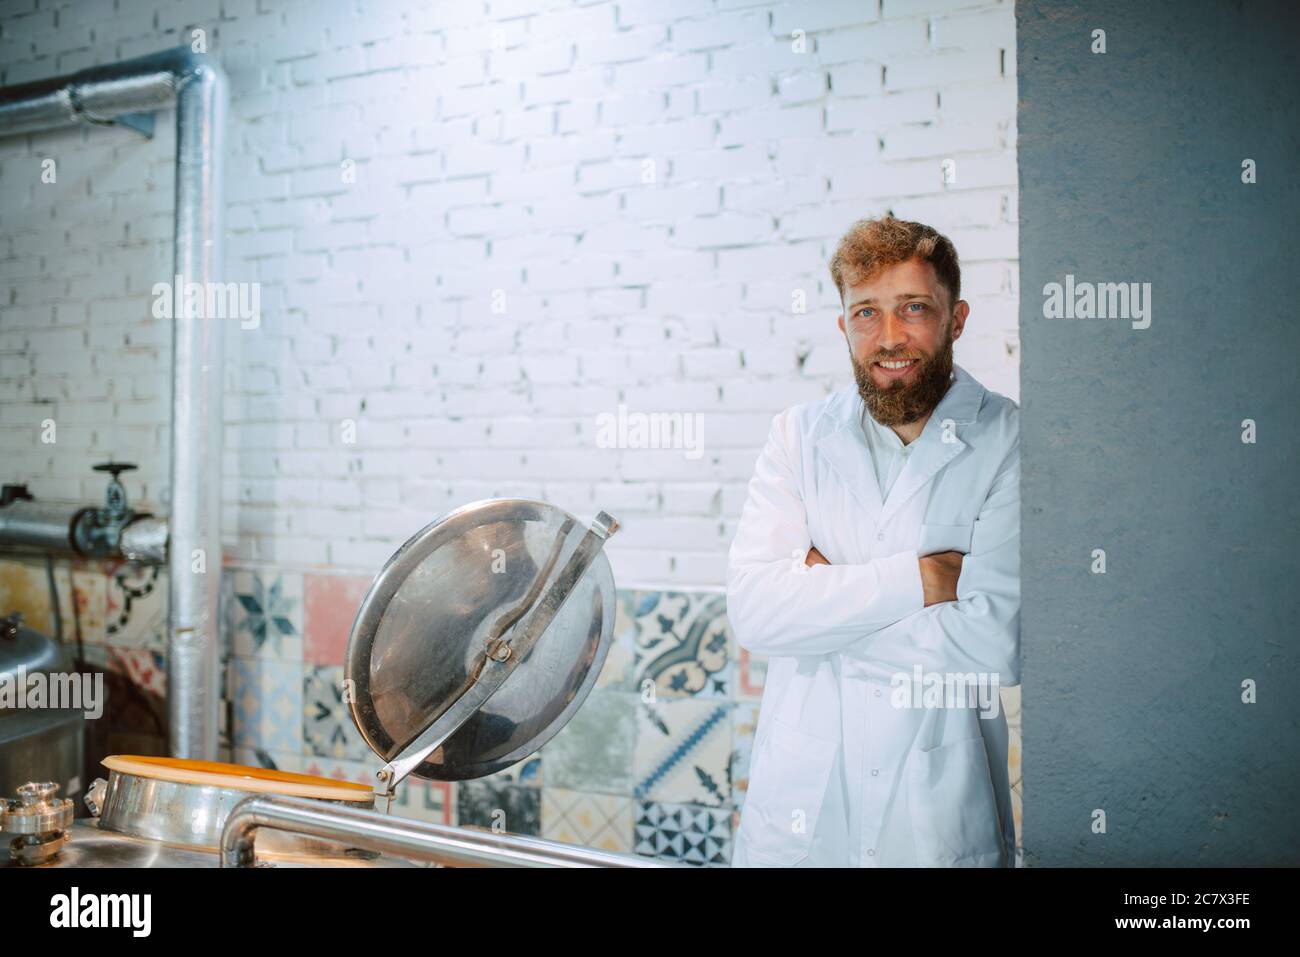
[234,747,305,774]
[46,559,109,646]
[0,559,58,637]
[728,700,760,813]
[107,647,166,697]
[627,591,733,699]
[539,690,636,794]
[386,778,455,825]
[634,799,732,866]
[303,664,369,760]
[635,697,732,807]
[735,646,766,699]
[303,573,371,667]
[1003,684,1022,847]
[597,596,636,690]
[104,561,166,650]
[456,779,540,836]
[299,755,376,786]
[542,788,633,853]
[231,569,303,661]
[231,657,303,754]
[478,755,541,788]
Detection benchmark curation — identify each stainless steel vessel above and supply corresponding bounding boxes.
[0,613,83,805]
[4,500,670,869]
[91,755,379,858]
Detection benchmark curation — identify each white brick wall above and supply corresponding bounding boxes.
[0,0,1019,588]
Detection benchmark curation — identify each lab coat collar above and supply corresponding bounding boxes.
[815,363,987,526]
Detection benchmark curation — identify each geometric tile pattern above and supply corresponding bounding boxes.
[634,799,732,867]
[635,697,732,806]
[231,657,302,754]
[542,788,634,853]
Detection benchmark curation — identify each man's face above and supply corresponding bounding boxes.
[837,257,968,427]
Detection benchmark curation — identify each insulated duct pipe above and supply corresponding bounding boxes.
[0,48,227,759]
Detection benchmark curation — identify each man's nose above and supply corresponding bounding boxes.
[878,312,908,351]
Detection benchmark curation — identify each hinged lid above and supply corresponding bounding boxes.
[345,499,618,789]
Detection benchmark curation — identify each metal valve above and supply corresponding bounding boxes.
[1,781,75,865]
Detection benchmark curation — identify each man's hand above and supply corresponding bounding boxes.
[919,551,964,606]
[804,545,830,567]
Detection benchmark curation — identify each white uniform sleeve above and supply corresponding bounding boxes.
[726,408,926,657]
[840,435,1021,686]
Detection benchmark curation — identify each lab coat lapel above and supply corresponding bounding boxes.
[815,404,883,519]
[877,364,985,526]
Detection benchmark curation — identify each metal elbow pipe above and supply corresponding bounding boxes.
[220,795,672,869]
[0,47,228,760]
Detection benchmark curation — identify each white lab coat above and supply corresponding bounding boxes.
[728,363,1020,868]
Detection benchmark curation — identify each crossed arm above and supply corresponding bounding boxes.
[726,408,1020,685]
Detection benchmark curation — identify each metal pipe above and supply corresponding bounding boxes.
[0,501,168,564]
[0,501,81,554]
[0,48,227,759]
[220,795,673,869]
[166,57,226,761]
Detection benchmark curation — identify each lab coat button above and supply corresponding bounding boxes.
[866,848,875,856]
[874,689,882,698]
[876,532,884,541]
[871,769,879,776]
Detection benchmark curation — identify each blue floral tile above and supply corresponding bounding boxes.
[231,569,303,662]
[303,664,368,761]
[634,799,732,866]
[231,657,303,754]
[634,697,732,807]
[456,779,541,836]
[627,590,732,699]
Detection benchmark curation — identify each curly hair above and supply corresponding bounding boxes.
[828,215,961,311]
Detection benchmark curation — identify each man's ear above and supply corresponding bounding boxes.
[837,313,846,336]
[951,300,969,340]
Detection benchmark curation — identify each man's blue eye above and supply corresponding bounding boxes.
[908,303,925,311]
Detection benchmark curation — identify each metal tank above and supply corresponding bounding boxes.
[0,613,84,807]
[2,500,676,869]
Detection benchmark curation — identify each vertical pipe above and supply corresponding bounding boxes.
[167,61,226,760]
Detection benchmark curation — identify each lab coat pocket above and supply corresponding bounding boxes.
[907,734,1004,867]
[918,522,974,556]
[737,719,837,866]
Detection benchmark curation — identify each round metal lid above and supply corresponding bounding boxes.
[345,499,616,782]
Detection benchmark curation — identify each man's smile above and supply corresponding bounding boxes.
[873,356,921,381]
